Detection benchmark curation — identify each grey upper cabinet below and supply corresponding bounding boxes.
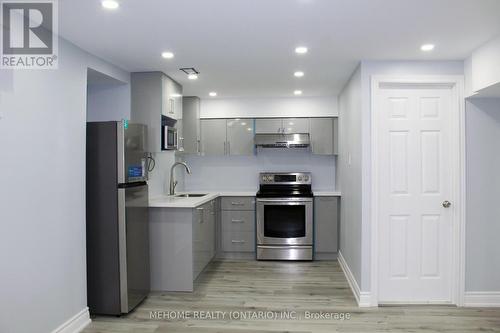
[255,118,283,133]
[163,76,183,120]
[282,118,309,133]
[182,97,201,154]
[226,119,255,155]
[310,117,338,155]
[200,119,227,155]
[131,72,183,152]
[201,119,255,156]
[314,196,339,254]
[255,118,309,134]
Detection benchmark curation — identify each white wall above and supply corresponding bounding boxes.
[178,96,339,193]
[338,66,363,287]
[200,96,338,118]
[465,98,500,292]
[0,38,129,333]
[183,149,336,192]
[148,152,186,198]
[86,83,130,122]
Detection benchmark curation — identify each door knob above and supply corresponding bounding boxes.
[442,200,451,208]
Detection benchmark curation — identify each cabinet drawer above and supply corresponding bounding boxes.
[221,197,255,211]
[222,211,255,232]
[222,231,255,252]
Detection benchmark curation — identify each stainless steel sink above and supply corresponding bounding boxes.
[174,193,208,198]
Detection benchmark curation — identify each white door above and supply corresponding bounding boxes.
[376,86,454,303]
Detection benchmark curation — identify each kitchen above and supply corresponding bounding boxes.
[1,1,500,333]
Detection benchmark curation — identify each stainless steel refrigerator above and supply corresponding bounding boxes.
[86,121,150,315]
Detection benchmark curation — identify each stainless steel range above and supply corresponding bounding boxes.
[256,172,313,261]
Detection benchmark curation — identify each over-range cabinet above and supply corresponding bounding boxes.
[86,121,150,315]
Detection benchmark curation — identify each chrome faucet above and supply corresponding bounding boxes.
[169,162,192,196]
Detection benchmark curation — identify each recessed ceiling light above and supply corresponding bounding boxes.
[161,51,174,59]
[421,44,435,52]
[294,71,304,78]
[295,46,308,54]
[294,90,303,95]
[102,0,119,9]
[209,92,217,97]
[188,74,198,80]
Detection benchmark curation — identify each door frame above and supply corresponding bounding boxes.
[370,75,466,306]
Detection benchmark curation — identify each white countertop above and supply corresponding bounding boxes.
[149,190,341,208]
[149,192,220,208]
[313,191,342,196]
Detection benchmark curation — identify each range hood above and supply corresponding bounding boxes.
[254,133,310,148]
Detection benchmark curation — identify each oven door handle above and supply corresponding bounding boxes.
[256,198,313,203]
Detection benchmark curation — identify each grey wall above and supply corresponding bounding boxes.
[0,38,129,333]
[338,66,363,288]
[183,149,336,192]
[465,98,500,292]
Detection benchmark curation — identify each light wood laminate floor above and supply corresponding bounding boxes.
[83,260,500,332]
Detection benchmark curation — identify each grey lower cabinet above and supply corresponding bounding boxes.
[218,197,256,258]
[310,118,338,155]
[149,199,216,292]
[314,196,339,259]
[193,200,216,280]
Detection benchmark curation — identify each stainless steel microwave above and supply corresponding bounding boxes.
[162,125,177,150]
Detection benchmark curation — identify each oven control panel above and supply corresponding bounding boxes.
[259,172,311,185]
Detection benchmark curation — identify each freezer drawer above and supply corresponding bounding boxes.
[118,183,150,313]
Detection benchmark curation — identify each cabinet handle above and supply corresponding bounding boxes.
[224,141,226,155]
[227,141,231,155]
[231,240,246,244]
[169,98,174,114]
[231,219,245,223]
[196,207,204,223]
[231,202,244,206]
[196,140,200,154]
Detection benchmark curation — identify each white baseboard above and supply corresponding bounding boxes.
[464,292,500,307]
[52,307,91,333]
[337,251,373,307]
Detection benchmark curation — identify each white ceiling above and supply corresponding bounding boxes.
[59,0,500,98]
